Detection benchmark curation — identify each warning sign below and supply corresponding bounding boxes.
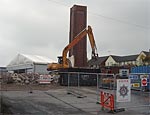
[116,79,131,102]
[132,83,140,88]
[141,78,147,86]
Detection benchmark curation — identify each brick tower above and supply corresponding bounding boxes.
[69,5,87,67]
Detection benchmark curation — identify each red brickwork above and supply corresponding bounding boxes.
[69,5,87,67]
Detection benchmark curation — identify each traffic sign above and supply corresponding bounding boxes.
[141,78,147,86]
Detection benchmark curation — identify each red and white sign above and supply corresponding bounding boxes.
[141,78,147,86]
[38,75,53,84]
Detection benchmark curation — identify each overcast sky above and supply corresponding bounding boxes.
[0,0,149,66]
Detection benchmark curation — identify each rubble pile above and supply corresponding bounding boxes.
[1,73,60,85]
[11,73,40,84]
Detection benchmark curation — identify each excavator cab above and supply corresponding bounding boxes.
[57,56,63,64]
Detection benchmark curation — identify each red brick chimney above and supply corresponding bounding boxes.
[69,5,87,67]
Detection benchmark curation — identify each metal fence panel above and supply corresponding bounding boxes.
[63,72,150,114]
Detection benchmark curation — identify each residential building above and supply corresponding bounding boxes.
[105,55,120,66]
[88,50,150,68]
[88,56,108,68]
[105,55,138,67]
[136,51,150,66]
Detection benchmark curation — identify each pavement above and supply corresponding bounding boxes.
[0,86,150,115]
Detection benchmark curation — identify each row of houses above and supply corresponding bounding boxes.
[88,51,150,68]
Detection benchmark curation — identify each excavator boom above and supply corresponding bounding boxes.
[47,25,98,70]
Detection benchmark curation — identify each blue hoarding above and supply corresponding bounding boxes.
[131,66,150,73]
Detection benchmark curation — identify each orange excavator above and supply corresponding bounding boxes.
[47,25,98,71]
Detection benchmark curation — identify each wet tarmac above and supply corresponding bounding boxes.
[0,87,150,115]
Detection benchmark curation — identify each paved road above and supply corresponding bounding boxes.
[0,87,150,115]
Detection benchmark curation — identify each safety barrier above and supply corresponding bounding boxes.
[100,91,114,111]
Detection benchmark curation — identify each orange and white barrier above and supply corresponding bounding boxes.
[100,91,114,111]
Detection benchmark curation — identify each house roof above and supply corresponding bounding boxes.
[110,55,122,62]
[142,51,150,56]
[122,55,139,61]
[88,56,108,65]
[111,54,139,62]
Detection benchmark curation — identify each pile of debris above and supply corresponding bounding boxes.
[11,73,40,84]
[1,73,60,85]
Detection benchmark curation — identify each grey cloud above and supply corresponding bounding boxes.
[0,0,149,66]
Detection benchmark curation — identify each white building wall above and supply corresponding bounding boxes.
[7,64,49,74]
[105,56,118,66]
[7,63,33,71]
[136,52,146,66]
[34,64,49,74]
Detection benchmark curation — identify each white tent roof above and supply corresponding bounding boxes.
[7,54,56,68]
[21,54,55,64]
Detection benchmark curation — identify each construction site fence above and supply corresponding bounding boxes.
[58,72,150,113]
[58,72,150,90]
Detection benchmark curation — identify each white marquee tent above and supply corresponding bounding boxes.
[7,54,56,74]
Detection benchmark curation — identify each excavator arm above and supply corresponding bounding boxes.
[47,25,98,70]
[87,26,98,58]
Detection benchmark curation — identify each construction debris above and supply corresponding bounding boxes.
[1,72,60,85]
